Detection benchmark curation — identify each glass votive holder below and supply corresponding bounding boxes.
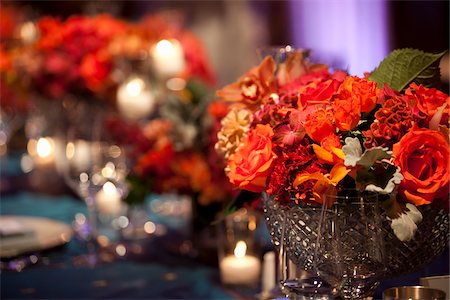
[217,208,262,289]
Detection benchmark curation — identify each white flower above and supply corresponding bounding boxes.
[389,203,423,241]
[342,137,362,167]
[365,166,404,194]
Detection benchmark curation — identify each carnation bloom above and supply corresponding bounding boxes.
[267,142,326,204]
[393,126,449,206]
[227,124,277,192]
[215,106,252,159]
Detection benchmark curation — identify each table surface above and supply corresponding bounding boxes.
[0,154,448,300]
[1,192,244,300]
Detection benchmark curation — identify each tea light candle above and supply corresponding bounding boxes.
[19,21,39,45]
[27,137,57,167]
[95,182,122,215]
[220,240,261,286]
[117,76,155,121]
[151,39,185,78]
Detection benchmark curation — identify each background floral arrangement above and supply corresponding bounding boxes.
[109,78,235,207]
[0,9,234,209]
[0,11,215,105]
[214,48,449,241]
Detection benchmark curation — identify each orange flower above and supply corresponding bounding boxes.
[313,133,344,164]
[208,101,229,119]
[0,46,11,72]
[37,16,63,50]
[297,79,339,109]
[80,52,112,92]
[174,153,211,192]
[216,56,276,108]
[293,164,350,207]
[393,126,449,206]
[405,83,450,128]
[304,108,336,143]
[227,124,277,192]
[333,95,361,131]
[338,76,379,113]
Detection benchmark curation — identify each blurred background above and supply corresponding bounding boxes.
[5,0,449,86]
[0,1,448,299]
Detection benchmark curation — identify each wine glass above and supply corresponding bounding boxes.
[59,103,129,264]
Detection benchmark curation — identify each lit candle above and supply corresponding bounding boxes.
[95,182,123,215]
[27,137,57,167]
[219,240,261,286]
[150,39,185,78]
[19,21,39,45]
[116,76,155,121]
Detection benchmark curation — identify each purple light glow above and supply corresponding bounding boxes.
[289,0,389,76]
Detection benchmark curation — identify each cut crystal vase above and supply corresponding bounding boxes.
[263,191,449,300]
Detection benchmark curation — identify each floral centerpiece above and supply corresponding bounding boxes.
[214,47,448,239]
[213,47,449,297]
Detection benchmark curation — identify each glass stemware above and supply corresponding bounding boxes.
[58,102,128,264]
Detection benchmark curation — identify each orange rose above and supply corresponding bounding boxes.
[304,108,336,143]
[338,76,379,113]
[393,127,449,206]
[227,124,277,192]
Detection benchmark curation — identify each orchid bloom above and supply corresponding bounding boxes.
[293,163,350,207]
[216,56,276,108]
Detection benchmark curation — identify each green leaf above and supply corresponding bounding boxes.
[368,48,447,91]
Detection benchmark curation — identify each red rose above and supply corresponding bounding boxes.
[297,78,340,109]
[393,126,449,206]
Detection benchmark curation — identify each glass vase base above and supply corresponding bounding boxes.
[282,276,338,300]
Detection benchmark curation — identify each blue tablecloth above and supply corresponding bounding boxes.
[0,192,236,300]
[1,149,448,300]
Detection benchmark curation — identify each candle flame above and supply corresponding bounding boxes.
[103,181,117,196]
[234,240,247,258]
[36,137,54,158]
[156,39,175,55]
[125,78,145,97]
